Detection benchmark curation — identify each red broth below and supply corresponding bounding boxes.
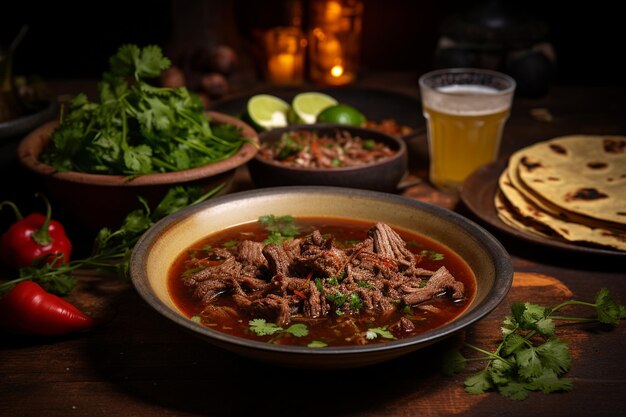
[168,217,476,347]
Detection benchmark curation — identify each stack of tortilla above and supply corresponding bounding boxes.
[494,135,626,252]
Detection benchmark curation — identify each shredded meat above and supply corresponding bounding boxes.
[183,223,466,327]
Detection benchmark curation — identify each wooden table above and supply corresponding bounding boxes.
[1,76,625,417]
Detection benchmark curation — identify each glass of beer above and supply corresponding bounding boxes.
[419,68,516,192]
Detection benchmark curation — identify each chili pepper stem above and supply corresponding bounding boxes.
[0,201,24,220]
[30,193,53,246]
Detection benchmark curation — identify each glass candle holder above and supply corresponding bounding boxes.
[307,0,363,86]
[263,26,306,86]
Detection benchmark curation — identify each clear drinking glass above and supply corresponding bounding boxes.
[419,68,516,192]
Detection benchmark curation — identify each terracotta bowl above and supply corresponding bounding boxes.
[17,111,258,230]
[130,186,513,369]
[247,124,408,192]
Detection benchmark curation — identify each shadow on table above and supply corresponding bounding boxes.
[82,294,468,416]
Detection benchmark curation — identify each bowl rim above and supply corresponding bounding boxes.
[0,99,58,141]
[130,186,514,357]
[252,123,407,173]
[17,111,259,186]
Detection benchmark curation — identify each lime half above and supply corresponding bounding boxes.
[316,103,366,126]
[291,92,338,124]
[246,94,290,130]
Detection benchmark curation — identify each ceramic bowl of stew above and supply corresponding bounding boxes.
[247,124,408,192]
[129,186,513,369]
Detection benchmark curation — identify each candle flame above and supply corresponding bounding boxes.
[331,65,344,78]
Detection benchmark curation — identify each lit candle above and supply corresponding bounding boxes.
[267,53,297,85]
[264,27,305,85]
[307,0,363,86]
[331,65,344,78]
[317,35,342,70]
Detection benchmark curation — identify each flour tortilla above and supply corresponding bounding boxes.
[494,189,554,239]
[497,168,626,251]
[507,145,625,232]
[515,135,626,226]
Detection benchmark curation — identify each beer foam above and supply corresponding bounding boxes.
[423,84,512,116]
[437,85,500,94]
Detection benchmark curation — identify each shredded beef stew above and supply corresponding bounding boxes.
[169,217,475,347]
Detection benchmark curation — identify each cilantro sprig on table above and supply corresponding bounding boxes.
[0,185,223,296]
[42,44,249,175]
[443,288,626,400]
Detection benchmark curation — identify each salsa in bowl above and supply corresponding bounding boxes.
[247,124,408,192]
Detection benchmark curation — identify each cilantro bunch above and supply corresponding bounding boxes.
[42,44,249,175]
[443,288,625,400]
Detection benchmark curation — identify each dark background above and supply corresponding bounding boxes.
[1,0,622,86]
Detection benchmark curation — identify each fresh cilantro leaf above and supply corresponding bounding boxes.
[441,349,467,376]
[109,44,170,79]
[464,370,493,394]
[151,185,220,220]
[515,345,543,379]
[357,281,375,289]
[249,319,283,336]
[349,293,364,311]
[535,338,571,374]
[123,144,153,173]
[19,260,76,295]
[501,314,517,336]
[513,302,555,337]
[326,277,339,286]
[501,333,527,356]
[259,215,300,241]
[497,381,530,401]
[419,249,445,261]
[326,292,347,309]
[526,369,573,394]
[109,44,141,77]
[488,358,513,385]
[249,319,309,341]
[365,326,395,340]
[285,323,308,337]
[121,208,153,235]
[137,45,171,79]
[595,288,625,325]
[264,232,286,245]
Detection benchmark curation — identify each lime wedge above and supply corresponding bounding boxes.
[316,103,366,126]
[246,94,290,130]
[291,92,338,124]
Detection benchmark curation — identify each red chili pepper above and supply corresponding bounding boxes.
[0,281,94,336]
[0,194,72,269]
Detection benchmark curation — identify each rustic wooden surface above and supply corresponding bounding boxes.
[1,76,625,417]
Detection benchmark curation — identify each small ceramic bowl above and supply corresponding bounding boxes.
[17,111,258,230]
[247,124,408,192]
[130,186,513,369]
